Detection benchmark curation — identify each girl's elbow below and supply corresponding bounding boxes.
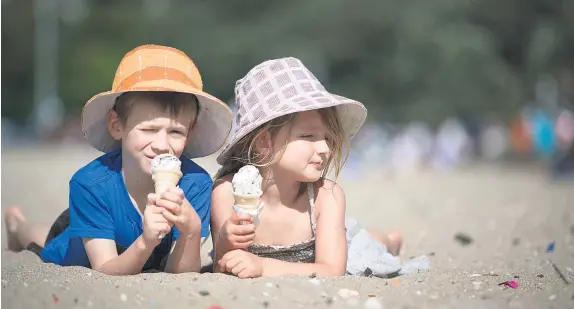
[318,264,346,276]
[330,268,346,276]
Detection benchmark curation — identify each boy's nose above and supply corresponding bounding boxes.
[151,131,171,154]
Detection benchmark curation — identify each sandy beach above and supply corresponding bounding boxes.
[2,145,573,308]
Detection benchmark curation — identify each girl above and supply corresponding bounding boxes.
[210,57,402,278]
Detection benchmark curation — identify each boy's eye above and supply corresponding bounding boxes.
[141,128,156,132]
[170,130,185,135]
[300,134,313,138]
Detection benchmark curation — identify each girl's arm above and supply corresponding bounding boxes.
[83,236,154,275]
[259,180,348,277]
[210,176,238,272]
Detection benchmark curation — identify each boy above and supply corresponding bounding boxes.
[4,44,233,275]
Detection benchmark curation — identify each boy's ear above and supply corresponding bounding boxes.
[107,110,124,141]
[183,104,200,145]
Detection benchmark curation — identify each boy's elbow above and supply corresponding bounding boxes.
[165,265,201,274]
[92,265,123,276]
[90,262,109,275]
[92,260,139,276]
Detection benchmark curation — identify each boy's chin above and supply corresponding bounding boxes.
[138,160,152,176]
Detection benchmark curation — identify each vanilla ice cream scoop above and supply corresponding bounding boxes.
[151,154,181,173]
[232,165,262,196]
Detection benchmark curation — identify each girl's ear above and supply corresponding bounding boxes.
[107,110,124,141]
[254,130,272,157]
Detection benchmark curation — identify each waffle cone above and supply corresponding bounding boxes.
[152,169,183,194]
[233,194,261,209]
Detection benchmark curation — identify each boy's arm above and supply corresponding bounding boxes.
[69,180,154,275]
[260,181,348,277]
[70,180,171,275]
[163,231,201,273]
[83,236,154,275]
[164,180,211,273]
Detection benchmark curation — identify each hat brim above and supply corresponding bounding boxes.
[216,91,367,165]
[82,87,233,158]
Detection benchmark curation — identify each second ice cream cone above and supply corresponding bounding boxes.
[233,193,262,225]
[233,194,261,208]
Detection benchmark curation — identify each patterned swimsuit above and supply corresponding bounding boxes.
[246,183,317,263]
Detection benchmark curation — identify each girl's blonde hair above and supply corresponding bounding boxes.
[215,107,349,181]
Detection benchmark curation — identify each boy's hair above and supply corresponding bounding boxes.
[215,107,349,181]
[113,91,200,125]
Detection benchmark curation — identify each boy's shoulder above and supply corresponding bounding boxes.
[70,150,121,187]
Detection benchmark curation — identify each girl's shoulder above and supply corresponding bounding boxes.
[211,174,235,210]
[312,178,344,194]
[212,174,234,195]
[311,178,346,215]
[214,174,234,185]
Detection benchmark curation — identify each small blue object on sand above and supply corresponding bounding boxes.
[546,241,556,253]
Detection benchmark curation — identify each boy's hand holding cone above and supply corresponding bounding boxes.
[150,154,183,239]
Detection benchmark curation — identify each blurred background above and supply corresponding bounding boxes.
[2,0,574,178]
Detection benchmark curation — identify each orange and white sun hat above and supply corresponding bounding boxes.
[81,44,233,158]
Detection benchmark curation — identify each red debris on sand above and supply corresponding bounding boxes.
[498,280,518,289]
[206,305,224,309]
[52,294,59,304]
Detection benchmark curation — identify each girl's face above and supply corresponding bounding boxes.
[269,110,331,182]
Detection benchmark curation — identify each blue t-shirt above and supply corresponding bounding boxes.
[41,149,212,270]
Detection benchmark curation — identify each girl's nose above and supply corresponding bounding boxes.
[315,139,330,155]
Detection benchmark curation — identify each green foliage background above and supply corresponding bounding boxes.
[3,0,574,128]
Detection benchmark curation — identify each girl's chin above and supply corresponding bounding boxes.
[301,172,322,183]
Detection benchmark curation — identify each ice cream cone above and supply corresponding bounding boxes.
[233,194,262,225]
[231,165,263,225]
[233,194,261,209]
[152,169,183,194]
[152,169,182,240]
[150,154,182,240]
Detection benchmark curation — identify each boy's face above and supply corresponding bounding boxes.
[109,99,196,175]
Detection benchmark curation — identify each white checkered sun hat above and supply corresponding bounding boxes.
[216,57,367,165]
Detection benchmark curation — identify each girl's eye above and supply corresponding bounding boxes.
[171,130,185,135]
[141,128,156,132]
[300,134,313,138]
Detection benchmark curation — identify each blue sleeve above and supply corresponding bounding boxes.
[67,180,115,240]
[173,180,212,240]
